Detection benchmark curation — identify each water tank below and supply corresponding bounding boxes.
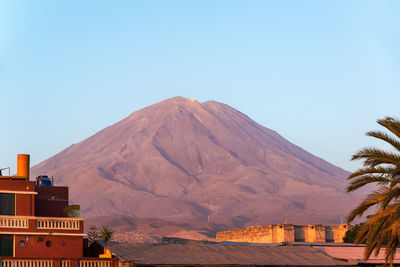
[35,175,53,186]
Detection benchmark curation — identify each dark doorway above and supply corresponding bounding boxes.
[0,234,13,256]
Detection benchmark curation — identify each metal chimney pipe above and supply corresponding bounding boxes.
[17,154,30,180]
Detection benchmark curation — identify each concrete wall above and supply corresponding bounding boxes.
[216,224,295,243]
[216,223,349,243]
[216,225,273,243]
[325,224,348,243]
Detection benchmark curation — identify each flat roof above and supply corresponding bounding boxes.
[313,246,400,264]
[100,241,354,266]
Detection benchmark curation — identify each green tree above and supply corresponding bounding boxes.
[63,205,80,218]
[342,224,364,243]
[347,117,400,267]
[99,225,114,242]
[87,225,99,245]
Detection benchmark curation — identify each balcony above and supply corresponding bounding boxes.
[0,215,83,232]
[0,217,29,229]
[0,259,53,267]
[36,218,80,230]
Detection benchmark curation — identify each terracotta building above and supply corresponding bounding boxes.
[0,154,116,267]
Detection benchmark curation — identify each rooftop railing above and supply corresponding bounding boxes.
[36,218,80,230]
[0,259,52,267]
[0,259,112,267]
[0,216,82,231]
[0,217,29,229]
[78,260,111,267]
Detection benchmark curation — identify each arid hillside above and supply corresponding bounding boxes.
[84,215,228,243]
[31,96,360,227]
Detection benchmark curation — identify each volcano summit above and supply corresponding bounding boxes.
[31,97,359,227]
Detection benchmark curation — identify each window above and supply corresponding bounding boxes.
[0,235,13,256]
[0,193,15,215]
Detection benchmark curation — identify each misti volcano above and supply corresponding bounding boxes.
[31,96,361,227]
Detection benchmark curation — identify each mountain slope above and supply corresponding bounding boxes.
[84,215,227,243]
[31,96,358,226]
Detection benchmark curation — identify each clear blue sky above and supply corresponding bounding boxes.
[1,0,399,173]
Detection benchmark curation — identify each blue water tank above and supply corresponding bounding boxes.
[35,175,53,186]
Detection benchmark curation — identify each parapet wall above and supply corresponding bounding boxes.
[216,224,348,243]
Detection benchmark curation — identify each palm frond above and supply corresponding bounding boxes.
[351,147,400,167]
[346,175,388,192]
[348,166,397,180]
[364,212,389,243]
[377,117,400,140]
[384,220,400,265]
[99,225,114,242]
[347,116,400,266]
[353,222,370,244]
[347,191,387,222]
[380,187,400,209]
[359,209,394,259]
[367,130,400,152]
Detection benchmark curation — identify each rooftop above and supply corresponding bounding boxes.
[99,240,353,266]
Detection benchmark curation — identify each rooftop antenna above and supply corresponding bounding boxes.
[0,167,10,176]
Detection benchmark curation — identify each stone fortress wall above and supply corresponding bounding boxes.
[216,223,349,243]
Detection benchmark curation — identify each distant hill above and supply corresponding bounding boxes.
[84,215,228,242]
[31,96,361,227]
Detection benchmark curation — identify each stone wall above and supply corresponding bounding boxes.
[216,223,348,243]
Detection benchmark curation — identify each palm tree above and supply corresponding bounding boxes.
[99,225,114,243]
[347,116,400,267]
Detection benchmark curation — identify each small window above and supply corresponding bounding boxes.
[0,193,15,215]
[46,240,52,247]
[19,241,25,247]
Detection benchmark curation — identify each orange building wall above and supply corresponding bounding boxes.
[0,180,36,216]
[15,194,34,216]
[0,180,35,192]
[14,235,83,258]
[1,176,84,258]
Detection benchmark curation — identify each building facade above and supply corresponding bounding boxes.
[0,154,84,257]
[216,223,349,243]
